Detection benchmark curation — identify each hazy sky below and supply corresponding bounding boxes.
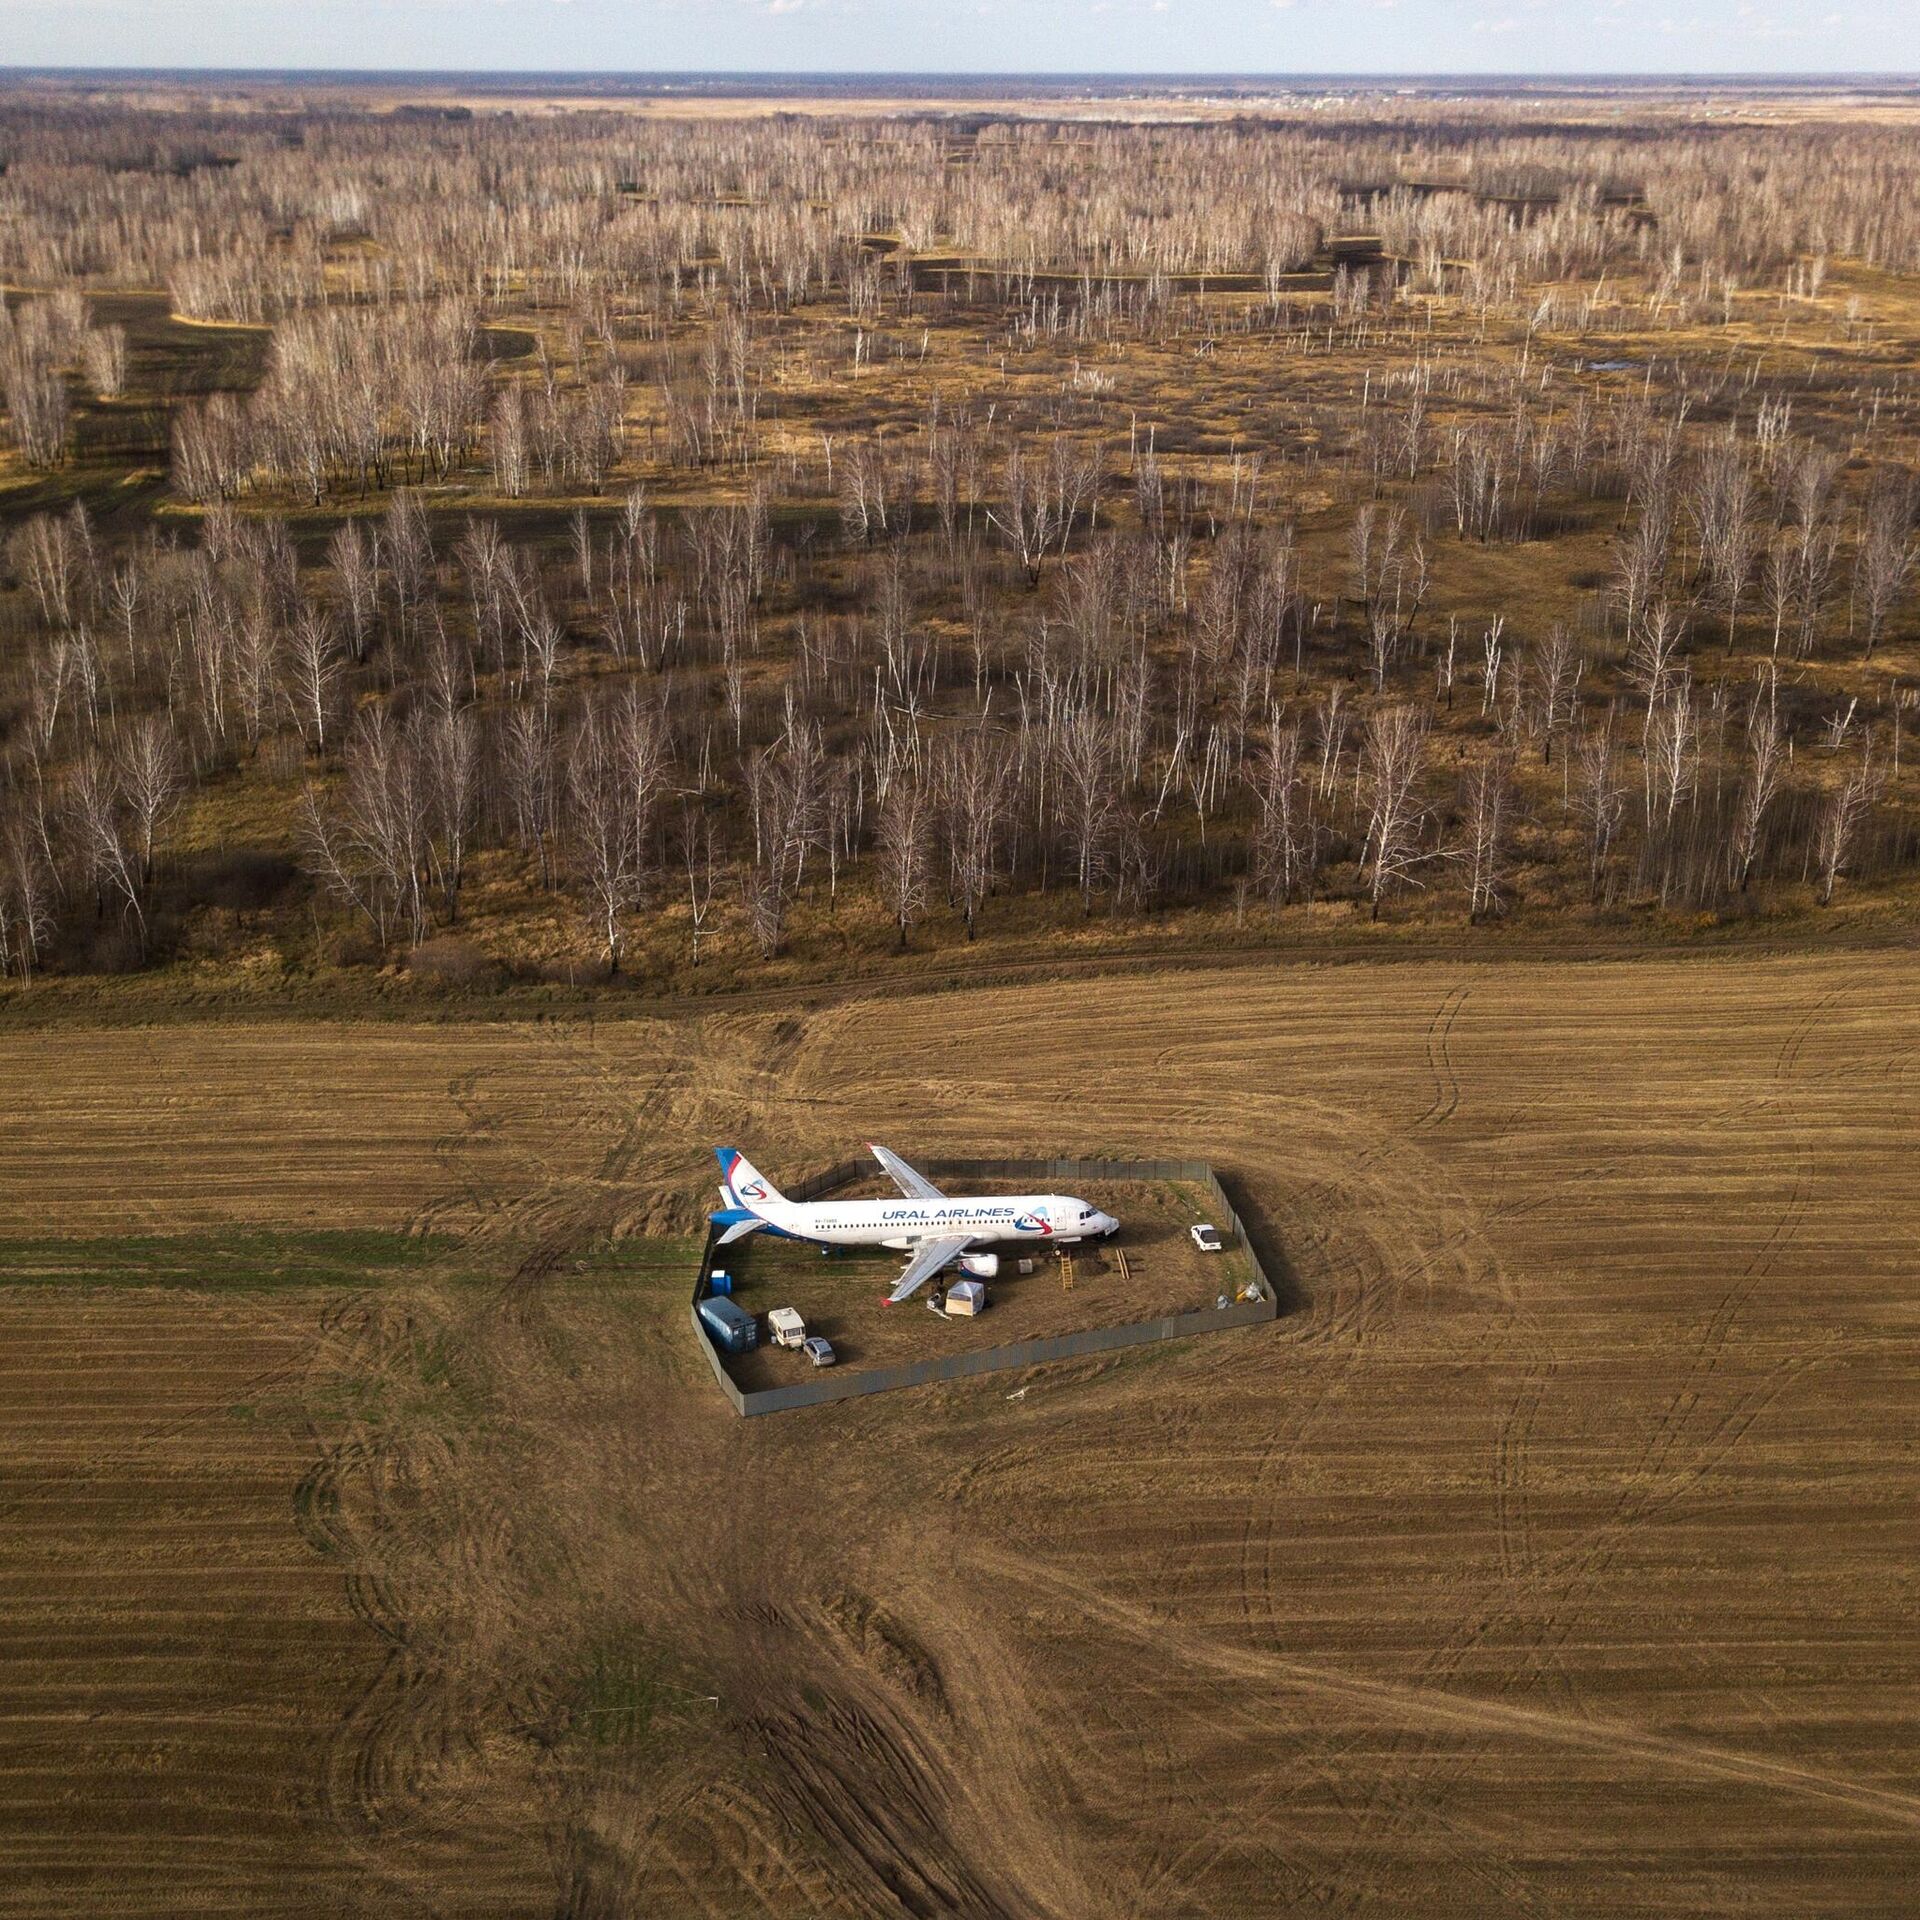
[2,0,1916,78]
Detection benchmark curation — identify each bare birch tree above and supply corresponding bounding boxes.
[876,767,933,949]
[1462,750,1512,923]
[1855,476,1916,661]
[67,752,146,949]
[1814,750,1879,906]
[1572,719,1627,905]
[566,702,642,975]
[1729,678,1786,892]
[117,715,183,889]
[1359,704,1431,920]
[1249,716,1314,906]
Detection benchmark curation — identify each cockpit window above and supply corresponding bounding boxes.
[1080,1209,1094,1220]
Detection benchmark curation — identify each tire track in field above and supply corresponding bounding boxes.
[972,1546,1920,1836]
[404,1013,712,1248]
[1589,986,1832,1562]
[1110,1704,1347,1919]
[296,1005,879,1906]
[1411,981,1471,1130]
[1310,1274,1566,1916]
[1420,986,1837,1753]
[1603,1146,1810,1533]
[1092,986,1521,1878]
[298,1263,564,1882]
[1228,1127,1454,1644]
[1245,983,1585,1910]
[819,966,1896,1914]
[1216,1115,1544,1911]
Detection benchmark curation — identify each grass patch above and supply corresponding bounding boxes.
[587,1232,708,1279]
[571,1637,665,1749]
[563,1630,713,1753]
[0,1227,467,1291]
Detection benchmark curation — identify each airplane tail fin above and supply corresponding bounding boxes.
[714,1147,786,1210]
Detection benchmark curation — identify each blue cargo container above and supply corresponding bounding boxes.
[698,1294,758,1354]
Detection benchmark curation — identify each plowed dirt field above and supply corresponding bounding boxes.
[1,948,1916,1915]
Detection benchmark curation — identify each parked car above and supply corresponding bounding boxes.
[802,1335,837,1368]
[1190,1223,1225,1253]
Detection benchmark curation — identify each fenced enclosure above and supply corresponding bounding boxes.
[689,1156,1280,1417]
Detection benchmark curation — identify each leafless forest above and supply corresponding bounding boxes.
[3,85,1919,987]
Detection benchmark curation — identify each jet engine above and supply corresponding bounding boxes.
[960,1251,1000,1279]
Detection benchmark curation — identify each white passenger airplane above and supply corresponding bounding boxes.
[710,1143,1119,1304]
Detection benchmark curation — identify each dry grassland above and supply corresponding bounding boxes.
[0,946,1916,1914]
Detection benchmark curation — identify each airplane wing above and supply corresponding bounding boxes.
[887,1234,972,1304]
[868,1141,946,1202]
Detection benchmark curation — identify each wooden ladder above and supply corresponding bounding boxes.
[1116,1248,1133,1284]
[1059,1250,1075,1292]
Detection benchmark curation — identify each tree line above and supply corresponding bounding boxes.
[0,407,1911,979]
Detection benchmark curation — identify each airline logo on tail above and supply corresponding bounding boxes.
[715,1147,783,1211]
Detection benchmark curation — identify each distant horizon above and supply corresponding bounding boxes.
[4,66,1919,87]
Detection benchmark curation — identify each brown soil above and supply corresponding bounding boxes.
[1,948,1917,1915]
[0,1291,384,1917]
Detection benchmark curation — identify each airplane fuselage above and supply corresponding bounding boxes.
[709,1145,1121,1300]
[750,1193,1116,1249]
